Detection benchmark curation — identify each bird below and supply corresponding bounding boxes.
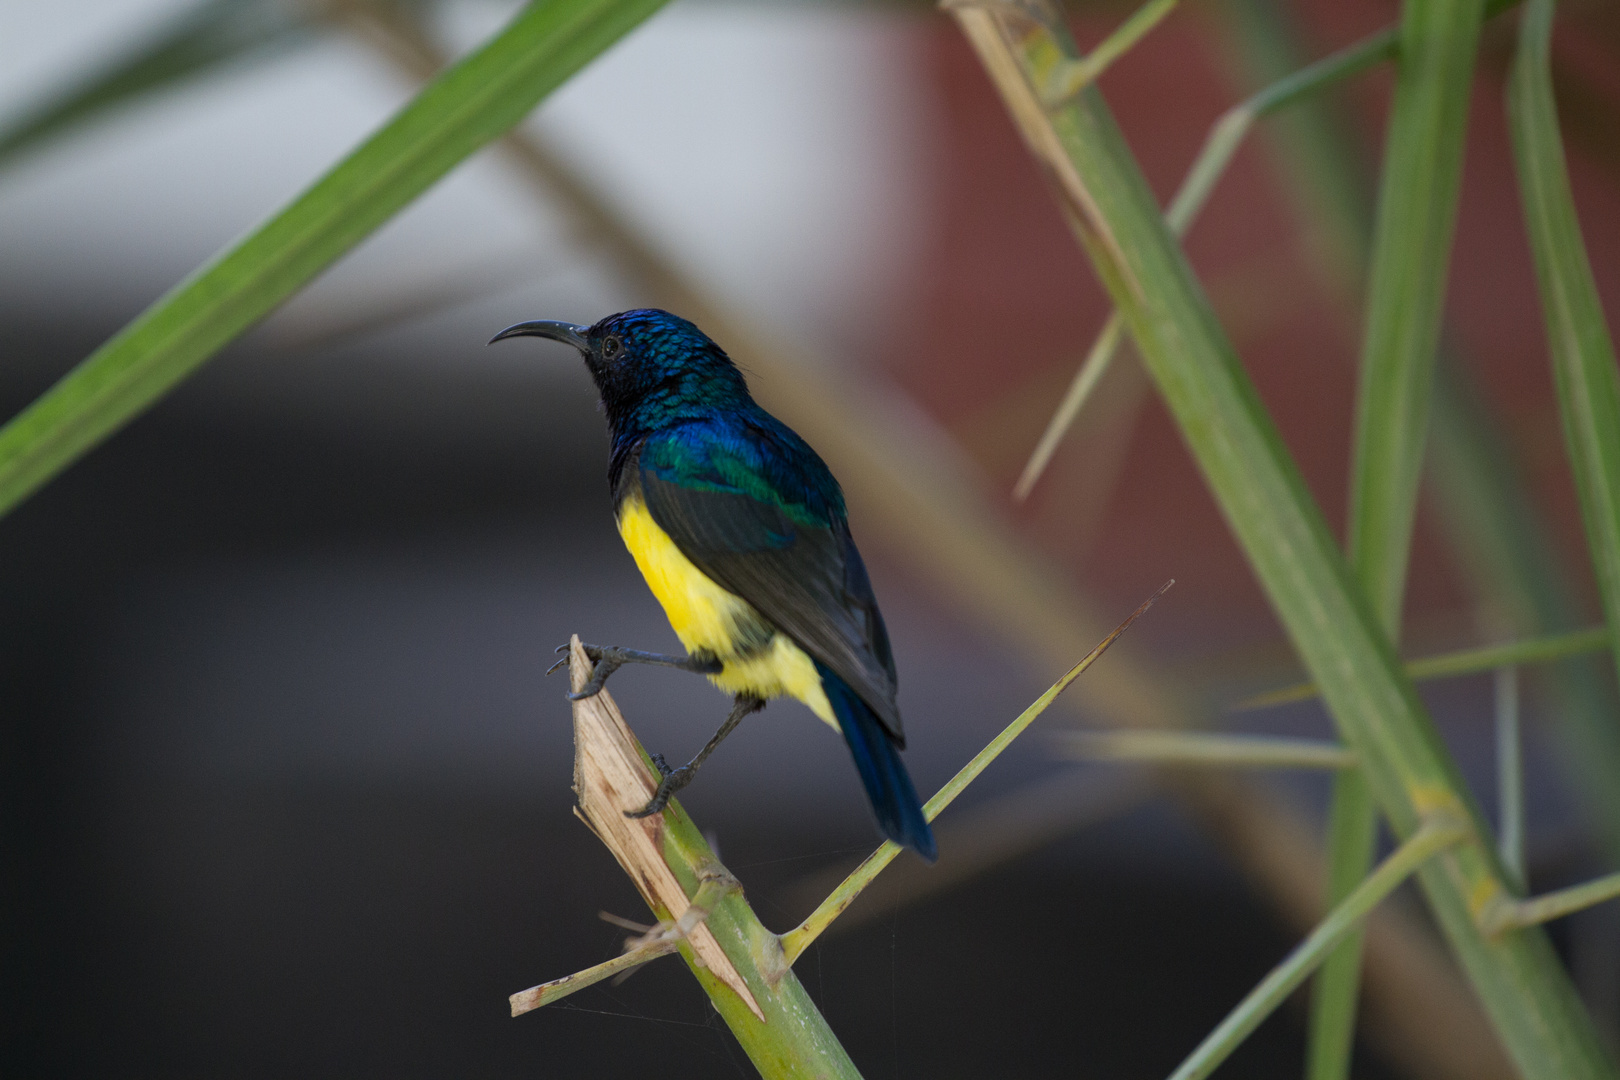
[491,308,936,861]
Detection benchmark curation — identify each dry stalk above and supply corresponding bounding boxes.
[563,635,762,1019]
[507,638,865,1078]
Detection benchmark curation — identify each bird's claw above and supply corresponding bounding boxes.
[625,765,693,819]
[559,642,622,699]
[568,662,619,700]
[546,642,581,677]
[552,642,715,698]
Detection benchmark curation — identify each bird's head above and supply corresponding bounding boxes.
[490,308,752,432]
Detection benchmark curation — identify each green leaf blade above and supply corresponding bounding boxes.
[1507,0,1620,693]
[0,0,668,520]
[1306,768,1377,1080]
[0,0,314,168]
[1323,3,1487,1073]
[1347,0,1487,630]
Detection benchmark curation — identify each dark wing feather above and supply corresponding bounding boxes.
[638,441,903,743]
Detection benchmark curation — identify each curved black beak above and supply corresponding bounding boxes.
[488,320,590,351]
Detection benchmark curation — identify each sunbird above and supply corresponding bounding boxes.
[492,309,936,860]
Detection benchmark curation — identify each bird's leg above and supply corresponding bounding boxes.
[554,643,723,700]
[626,694,766,819]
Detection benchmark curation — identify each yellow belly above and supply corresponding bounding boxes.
[616,495,836,729]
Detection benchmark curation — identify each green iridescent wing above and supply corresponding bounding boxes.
[636,431,903,743]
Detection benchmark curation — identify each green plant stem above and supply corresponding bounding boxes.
[1163,18,1408,239]
[510,939,675,1014]
[1214,4,1618,1076]
[510,872,749,1015]
[1237,625,1611,709]
[1215,0,1517,287]
[512,872,748,1017]
[1306,768,1378,1080]
[955,7,1616,1076]
[1428,374,1620,861]
[1496,666,1526,890]
[1053,730,1356,769]
[1040,0,1179,105]
[1224,0,1620,875]
[778,582,1169,966]
[1484,872,1620,935]
[0,0,667,522]
[1508,0,1620,695]
[1167,815,1468,1080]
[1331,4,1487,1073]
[657,812,861,1078]
[1348,0,1485,635]
[511,939,677,1016]
[1015,24,1398,501]
[564,640,861,1079]
[1014,315,1127,500]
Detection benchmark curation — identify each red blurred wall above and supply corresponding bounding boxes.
[881,1,1620,654]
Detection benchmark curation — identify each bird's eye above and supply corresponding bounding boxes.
[601,335,623,360]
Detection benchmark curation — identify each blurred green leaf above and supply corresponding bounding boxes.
[0,0,667,520]
[1014,21,1397,502]
[952,6,1617,1077]
[1333,4,1486,1075]
[1169,815,1468,1080]
[1308,767,1376,1080]
[1238,624,1611,709]
[0,0,317,168]
[1428,373,1620,857]
[780,581,1166,964]
[1347,0,1486,631]
[1215,0,1620,1069]
[1485,869,1620,934]
[1508,0,1620,694]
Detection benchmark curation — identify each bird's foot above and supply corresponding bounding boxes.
[620,695,761,819]
[550,643,722,700]
[565,643,626,699]
[626,764,694,819]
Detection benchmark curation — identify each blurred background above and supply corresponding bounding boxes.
[1,0,1617,1076]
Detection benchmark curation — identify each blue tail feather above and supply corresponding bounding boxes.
[814,660,936,862]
